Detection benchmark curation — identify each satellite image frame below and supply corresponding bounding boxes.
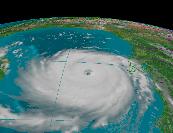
[0,17,173,133]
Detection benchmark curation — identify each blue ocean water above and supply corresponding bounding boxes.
[0,27,163,133]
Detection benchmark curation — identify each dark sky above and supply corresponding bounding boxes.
[0,0,172,29]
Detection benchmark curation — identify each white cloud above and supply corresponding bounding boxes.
[0,48,8,58]
[0,50,153,133]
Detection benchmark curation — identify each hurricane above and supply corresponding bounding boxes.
[0,49,153,133]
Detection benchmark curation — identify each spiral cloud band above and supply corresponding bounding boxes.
[0,50,153,133]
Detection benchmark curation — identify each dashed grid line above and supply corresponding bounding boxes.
[51,60,145,73]
[49,50,71,127]
[52,60,118,67]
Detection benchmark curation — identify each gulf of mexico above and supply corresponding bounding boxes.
[0,27,163,133]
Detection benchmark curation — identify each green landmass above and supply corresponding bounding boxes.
[104,24,173,132]
[156,90,173,132]
[0,57,8,80]
[0,17,173,131]
[0,69,4,80]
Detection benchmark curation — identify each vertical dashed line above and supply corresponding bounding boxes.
[49,50,70,127]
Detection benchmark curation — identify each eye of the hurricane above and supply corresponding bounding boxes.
[84,69,93,76]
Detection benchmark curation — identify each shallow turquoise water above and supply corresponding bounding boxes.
[0,27,163,133]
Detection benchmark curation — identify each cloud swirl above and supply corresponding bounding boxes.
[0,50,153,133]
